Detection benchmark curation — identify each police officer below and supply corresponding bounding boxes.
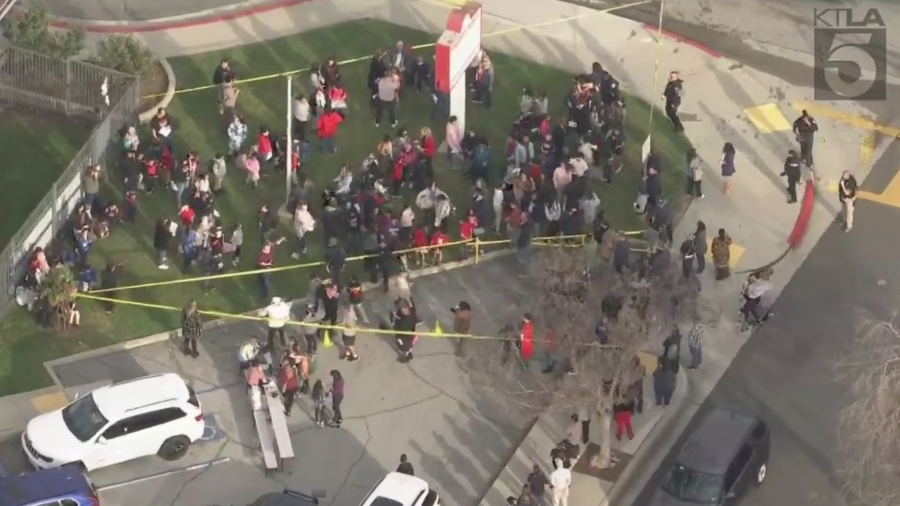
[663,72,684,132]
[792,110,818,170]
[781,150,802,203]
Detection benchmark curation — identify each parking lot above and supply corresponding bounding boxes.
[4,259,530,506]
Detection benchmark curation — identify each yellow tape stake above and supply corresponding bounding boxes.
[142,0,655,99]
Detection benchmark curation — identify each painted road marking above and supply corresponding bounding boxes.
[705,239,746,269]
[861,133,875,167]
[792,102,900,138]
[745,104,792,134]
[30,391,69,413]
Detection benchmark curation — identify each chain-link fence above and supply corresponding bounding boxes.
[0,45,140,312]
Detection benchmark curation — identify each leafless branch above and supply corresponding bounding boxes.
[837,310,900,506]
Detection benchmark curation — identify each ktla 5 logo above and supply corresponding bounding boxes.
[813,8,887,101]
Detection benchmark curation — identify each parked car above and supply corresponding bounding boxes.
[0,467,99,506]
[360,472,440,506]
[245,489,324,506]
[22,373,205,471]
[652,407,771,506]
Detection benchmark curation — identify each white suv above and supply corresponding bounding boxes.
[22,373,205,471]
[360,473,440,506]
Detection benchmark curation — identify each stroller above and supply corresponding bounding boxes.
[738,270,775,331]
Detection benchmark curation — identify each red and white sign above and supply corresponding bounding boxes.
[435,2,483,93]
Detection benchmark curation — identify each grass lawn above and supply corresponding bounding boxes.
[0,18,692,395]
[0,109,89,248]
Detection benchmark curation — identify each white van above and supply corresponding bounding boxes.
[22,373,205,471]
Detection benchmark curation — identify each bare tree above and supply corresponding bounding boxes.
[837,312,900,506]
[462,247,698,469]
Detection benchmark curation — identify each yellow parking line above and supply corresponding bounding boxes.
[30,391,69,413]
[705,240,745,268]
[792,102,900,138]
[744,104,792,134]
[860,133,876,167]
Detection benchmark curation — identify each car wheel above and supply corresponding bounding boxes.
[158,436,191,461]
[756,463,767,484]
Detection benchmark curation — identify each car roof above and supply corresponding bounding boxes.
[676,408,758,474]
[92,373,190,417]
[254,492,318,506]
[0,468,92,506]
[361,473,430,506]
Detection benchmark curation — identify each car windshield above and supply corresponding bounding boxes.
[61,393,109,442]
[661,464,724,504]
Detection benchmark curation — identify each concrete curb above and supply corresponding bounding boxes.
[47,0,317,33]
[42,248,515,391]
[601,365,690,506]
[138,58,176,124]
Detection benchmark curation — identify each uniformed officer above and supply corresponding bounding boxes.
[781,150,802,203]
[792,110,818,170]
[663,72,684,132]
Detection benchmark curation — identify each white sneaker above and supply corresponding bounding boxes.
[291,253,301,260]
[158,264,169,270]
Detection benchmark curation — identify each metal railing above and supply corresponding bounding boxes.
[0,44,140,311]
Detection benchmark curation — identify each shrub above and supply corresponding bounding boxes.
[1,5,86,59]
[91,34,154,76]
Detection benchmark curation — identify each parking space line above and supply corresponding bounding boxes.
[96,457,231,492]
[705,239,746,268]
[744,104,792,134]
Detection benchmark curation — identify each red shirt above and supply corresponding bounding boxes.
[290,152,299,172]
[459,220,475,240]
[431,232,448,246]
[413,229,427,248]
[144,160,158,177]
[422,135,436,158]
[328,86,347,102]
[257,249,275,268]
[392,160,404,181]
[317,112,342,139]
[521,320,534,361]
[178,207,195,226]
[529,163,542,181]
[257,133,272,155]
[279,368,300,392]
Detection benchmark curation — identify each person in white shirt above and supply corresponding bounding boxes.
[492,183,505,232]
[293,94,310,143]
[549,460,572,506]
[237,337,260,372]
[259,297,291,352]
[570,154,589,178]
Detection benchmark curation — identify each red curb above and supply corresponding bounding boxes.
[641,23,721,59]
[49,0,316,33]
[787,179,815,249]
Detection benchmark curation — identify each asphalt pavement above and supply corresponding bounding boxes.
[22,0,301,21]
[630,139,900,506]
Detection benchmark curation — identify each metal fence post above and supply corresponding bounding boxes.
[65,58,72,116]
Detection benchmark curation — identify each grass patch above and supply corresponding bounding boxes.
[0,109,89,248]
[0,18,692,395]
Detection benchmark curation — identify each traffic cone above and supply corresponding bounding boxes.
[434,321,443,336]
[322,330,334,348]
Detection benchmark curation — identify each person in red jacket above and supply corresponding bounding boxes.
[419,127,437,181]
[257,127,273,162]
[316,105,342,154]
[459,214,476,259]
[412,226,428,266]
[520,313,534,362]
[430,228,449,265]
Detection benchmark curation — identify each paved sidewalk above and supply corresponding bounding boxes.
[3,0,872,502]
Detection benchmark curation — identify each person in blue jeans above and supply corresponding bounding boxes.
[181,228,198,272]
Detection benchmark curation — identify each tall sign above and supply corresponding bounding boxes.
[434,2,483,134]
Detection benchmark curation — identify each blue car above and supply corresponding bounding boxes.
[0,467,98,506]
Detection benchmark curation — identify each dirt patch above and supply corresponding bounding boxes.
[572,443,633,481]
[138,60,169,113]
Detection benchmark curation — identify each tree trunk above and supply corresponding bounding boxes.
[590,396,614,469]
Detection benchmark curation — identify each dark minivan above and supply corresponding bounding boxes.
[0,467,98,506]
[652,407,770,505]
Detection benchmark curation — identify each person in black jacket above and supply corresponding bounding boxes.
[212,60,235,114]
[324,237,347,288]
[368,50,388,98]
[663,71,684,132]
[153,217,172,269]
[99,262,121,314]
[781,149,802,203]
[394,302,417,363]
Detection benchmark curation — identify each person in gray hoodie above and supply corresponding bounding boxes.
[210,153,227,194]
[684,148,703,198]
[653,361,676,407]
